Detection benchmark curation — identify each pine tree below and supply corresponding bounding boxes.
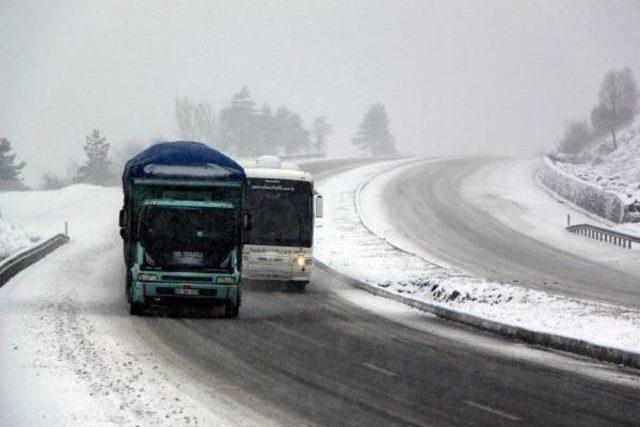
[0,137,26,190]
[258,104,278,154]
[77,129,114,185]
[352,103,397,156]
[273,108,310,155]
[218,87,260,156]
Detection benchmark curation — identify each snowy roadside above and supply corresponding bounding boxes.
[463,158,640,273]
[0,184,260,426]
[0,220,36,261]
[314,160,640,354]
[545,118,640,224]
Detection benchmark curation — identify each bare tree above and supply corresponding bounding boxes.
[175,97,217,145]
[591,68,639,149]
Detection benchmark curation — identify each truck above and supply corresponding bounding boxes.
[119,141,248,316]
[238,156,323,292]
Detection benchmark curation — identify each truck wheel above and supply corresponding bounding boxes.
[125,270,132,302]
[224,289,241,318]
[129,302,144,316]
[288,281,307,293]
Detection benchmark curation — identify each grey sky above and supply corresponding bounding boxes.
[2,0,639,184]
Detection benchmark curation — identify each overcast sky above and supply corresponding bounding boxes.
[2,0,640,184]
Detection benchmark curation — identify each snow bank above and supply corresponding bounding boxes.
[0,184,121,244]
[544,119,640,223]
[0,221,34,260]
[315,160,640,354]
[539,156,628,223]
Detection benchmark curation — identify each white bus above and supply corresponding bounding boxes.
[239,156,323,291]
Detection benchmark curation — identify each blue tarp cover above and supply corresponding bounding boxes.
[122,141,245,186]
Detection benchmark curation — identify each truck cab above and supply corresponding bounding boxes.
[120,142,247,316]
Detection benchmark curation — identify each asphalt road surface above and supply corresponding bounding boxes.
[381,157,640,308]
[2,158,640,426]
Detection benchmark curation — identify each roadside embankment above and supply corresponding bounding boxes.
[539,156,630,223]
[314,159,640,368]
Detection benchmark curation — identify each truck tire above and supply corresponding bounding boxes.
[125,270,132,302]
[288,281,307,293]
[224,289,241,318]
[129,302,144,316]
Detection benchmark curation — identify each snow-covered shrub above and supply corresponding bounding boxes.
[540,156,627,223]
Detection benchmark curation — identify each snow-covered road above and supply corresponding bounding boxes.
[376,157,640,307]
[2,160,640,426]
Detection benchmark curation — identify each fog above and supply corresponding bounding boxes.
[2,0,640,185]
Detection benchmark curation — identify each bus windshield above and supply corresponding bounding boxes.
[246,179,313,247]
[139,205,236,271]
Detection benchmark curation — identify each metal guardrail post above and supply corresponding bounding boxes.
[566,223,640,250]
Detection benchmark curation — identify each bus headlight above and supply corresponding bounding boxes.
[138,273,157,282]
[293,256,312,267]
[217,276,236,285]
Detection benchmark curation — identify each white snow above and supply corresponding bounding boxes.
[546,118,640,223]
[0,220,35,260]
[0,184,269,426]
[314,160,640,354]
[540,156,630,223]
[463,158,640,272]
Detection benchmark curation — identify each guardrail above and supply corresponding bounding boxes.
[566,223,640,249]
[0,234,70,288]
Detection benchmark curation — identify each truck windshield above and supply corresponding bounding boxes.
[245,179,313,247]
[139,206,236,271]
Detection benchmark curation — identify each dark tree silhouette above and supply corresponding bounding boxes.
[0,137,26,190]
[77,129,115,185]
[352,103,397,156]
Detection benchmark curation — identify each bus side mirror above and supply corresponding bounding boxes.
[315,195,324,219]
[243,212,253,231]
[119,227,129,240]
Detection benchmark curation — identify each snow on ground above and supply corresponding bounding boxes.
[0,220,35,260]
[0,184,260,426]
[463,158,640,273]
[550,119,640,217]
[315,159,640,354]
[0,184,112,242]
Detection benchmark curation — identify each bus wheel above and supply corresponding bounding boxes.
[225,290,241,318]
[129,302,144,316]
[288,281,307,293]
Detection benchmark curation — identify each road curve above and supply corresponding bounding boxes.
[2,159,640,426]
[381,157,640,308]
[137,266,640,426]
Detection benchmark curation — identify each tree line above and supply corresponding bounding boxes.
[0,129,136,190]
[1,87,398,190]
[557,67,639,156]
[175,86,333,157]
[176,87,397,158]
